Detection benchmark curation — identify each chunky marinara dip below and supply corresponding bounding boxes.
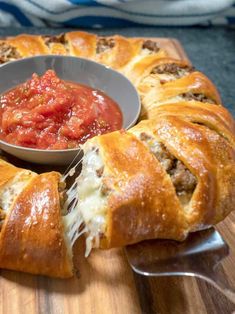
[0,70,123,149]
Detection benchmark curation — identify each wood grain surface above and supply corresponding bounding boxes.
[0,38,234,314]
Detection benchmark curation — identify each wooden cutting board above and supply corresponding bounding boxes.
[0,38,234,314]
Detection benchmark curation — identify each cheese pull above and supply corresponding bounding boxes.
[0,159,73,278]
[69,101,235,256]
[0,31,234,275]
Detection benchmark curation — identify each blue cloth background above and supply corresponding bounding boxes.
[0,0,234,27]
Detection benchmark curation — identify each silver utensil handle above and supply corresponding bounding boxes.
[125,228,235,304]
[194,268,235,304]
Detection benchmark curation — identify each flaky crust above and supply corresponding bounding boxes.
[95,131,188,249]
[130,105,235,230]
[126,57,191,87]
[0,32,221,115]
[0,159,22,188]
[141,71,221,118]
[84,100,235,248]
[148,101,235,145]
[0,31,234,253]
[0,166,73,278]
[6,34,49,57]
[0,32,166,71]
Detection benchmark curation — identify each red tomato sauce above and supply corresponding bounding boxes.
[0,70,123,149]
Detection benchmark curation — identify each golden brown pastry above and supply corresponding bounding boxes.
[148,101,235,144]
[124,56,192,87]
[133,57,221,119]
[0,32,221,114]
[0,32,167,70]
[0,159,73,278]
[71,101,235,254]
[0,31,234,263]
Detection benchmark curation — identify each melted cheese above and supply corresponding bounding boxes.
[64,144,108,256]
[0,170,36,212]
[63,208,85,246]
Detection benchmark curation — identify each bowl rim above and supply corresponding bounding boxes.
[0,55,141,154]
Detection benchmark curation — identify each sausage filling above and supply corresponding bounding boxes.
[139,132,197,207]
[142,40,160,54]
[0,208,5,231]
[43,34,69,52]
[151,63,194,83]
[181,92,216,104]
[0,42,21,64]
[59,181,67,215]
[44,34,67,46]
[138,63,194,94]
[64,130,197,255]
[96,37,115,54]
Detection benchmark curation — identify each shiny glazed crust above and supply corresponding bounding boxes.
[130,104,235,229]
[0,32,166,69]
[84,99,235,248]
[94,131,188,249]
[0,160,73,278]
[0,32,234,257]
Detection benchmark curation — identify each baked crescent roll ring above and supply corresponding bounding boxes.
[127,57,193,88]
[75,131,189,254]
[0,33,167,72]
[73,101,235,255]
[148,101,235,145]
[0,32,234,275]
[141,71,221,119]
[7,34,50,57]
[0,160,73,278]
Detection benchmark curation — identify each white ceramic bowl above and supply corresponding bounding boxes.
[0,56,140,165]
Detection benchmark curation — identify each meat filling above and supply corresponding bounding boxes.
[151,63,194,79]
[181,92,216,104]
[43,34,69,52]
[139,132,197,205]
[100,182,112,196]
[44,33,66,45]
[96,37,115,54]
[58,181,67,214]
[96,166,104,178]
[139,62,194,91]
[0,207,5,231]
[169,160,197,193]
[0,42,21,63]
[142,40,160,53]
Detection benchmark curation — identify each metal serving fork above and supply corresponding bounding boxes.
[125,228,235,303]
